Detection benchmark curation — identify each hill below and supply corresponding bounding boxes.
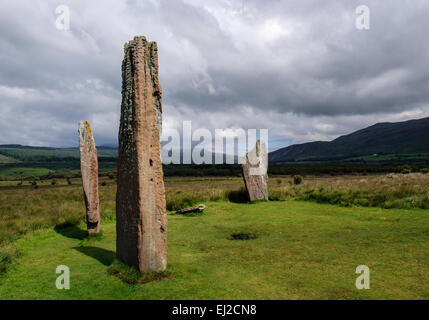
[3,117,429,178]
[0,145,117,163]
[269,117,429,162]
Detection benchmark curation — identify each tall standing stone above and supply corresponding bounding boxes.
[78,121,100,234]
[242,140,269,201]
[116,36,167,272]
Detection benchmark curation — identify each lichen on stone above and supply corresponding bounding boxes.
[116,36,167,272]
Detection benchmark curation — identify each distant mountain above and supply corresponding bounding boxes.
[0,144,58,150]
[0,144,117,162]
[269,117,429,162]
[98,144,118,149]
[5,117,429,165]
[0,144,233,165]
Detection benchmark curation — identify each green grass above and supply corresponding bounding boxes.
[346,153,429,162]
[268,173,429,209]
[0,167,53,177]
[108,260,173,284]
[0,147,117,162]
[0,154,18,164]
[1,200,429,299]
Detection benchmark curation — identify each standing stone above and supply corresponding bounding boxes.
[116,36,167,272]
[242,140,269,201]
[78,121,100,234]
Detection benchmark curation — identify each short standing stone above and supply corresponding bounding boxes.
[78,121,100,234]
[116,36,167,272]
[242,140,269,201]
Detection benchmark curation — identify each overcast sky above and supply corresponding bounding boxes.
[1,0,429,151]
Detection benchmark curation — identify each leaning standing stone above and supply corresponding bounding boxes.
[116,36,167,272]
[242,140,269,201]
[78,121,100,234]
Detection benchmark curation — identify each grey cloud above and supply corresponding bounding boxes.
[0,0,428,147]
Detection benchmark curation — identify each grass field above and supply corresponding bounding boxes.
[0,154,18,164]
[0,167,53,177]
[346,153,429,162]
[1,174,429,299]
[0,146,117,161]
[1,200,428,299]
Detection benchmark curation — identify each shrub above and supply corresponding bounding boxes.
[101,181,107,186]
[66,177,72,185]
[209,191,224,201]
[276,179,282,185]
[166,195,203,211]
[51,180,57,186]
[397,165,412,174]
[268,188,288,201]
[293,175,303,185]
[0,247,20,277]
[420,168,429,174]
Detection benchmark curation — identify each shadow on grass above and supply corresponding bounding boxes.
[225,188,250,203]
[169,211,205,217]
[229,232,258,240]
[54,223,88,240]
[73,246,116,266]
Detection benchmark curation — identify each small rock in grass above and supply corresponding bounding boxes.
[176,204,206,214]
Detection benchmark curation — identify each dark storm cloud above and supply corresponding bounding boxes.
[0,0,428,147]
[166,0,429,116]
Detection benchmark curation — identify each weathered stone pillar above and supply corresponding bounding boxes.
[242,140,269,201]
[116,36,167,272]
[78,121,100,234]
